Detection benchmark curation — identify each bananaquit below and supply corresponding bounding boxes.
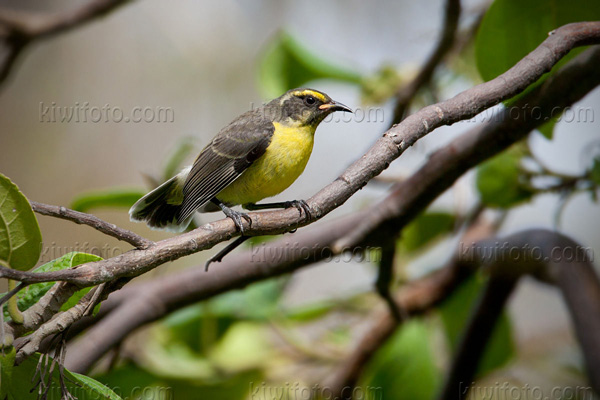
[129,88,352,264]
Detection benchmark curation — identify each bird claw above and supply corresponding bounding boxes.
[285,200,312,220]
[222,207,252,234]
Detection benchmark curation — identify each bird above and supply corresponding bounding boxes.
[129,88,352,265]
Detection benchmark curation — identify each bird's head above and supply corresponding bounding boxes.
[269,88,353,127]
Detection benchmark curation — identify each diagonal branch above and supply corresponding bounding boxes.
[1,22,598,288]
[30,201,153,250]
[334,41,600,252]
[63,43,600,373]
[3,23,600,365]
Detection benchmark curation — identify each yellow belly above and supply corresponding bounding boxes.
[216,122,315,205]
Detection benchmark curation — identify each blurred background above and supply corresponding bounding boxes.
[0,0,599,398]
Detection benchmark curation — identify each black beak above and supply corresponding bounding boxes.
[319,100,353,113]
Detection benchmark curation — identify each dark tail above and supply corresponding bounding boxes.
[129,175,192,232]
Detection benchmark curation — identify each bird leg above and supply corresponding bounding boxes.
[205,236,250,271]
[245,200,312,220]
[212,198,252,234]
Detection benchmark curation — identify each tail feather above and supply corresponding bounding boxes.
[129,174,192,232]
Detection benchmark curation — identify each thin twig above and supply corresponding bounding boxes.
[0,0,135,88]
[390,0,461,125]
[0,22,597,289]
[30,201,153,249]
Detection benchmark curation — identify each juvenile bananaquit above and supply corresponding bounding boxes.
[129,88,352,235]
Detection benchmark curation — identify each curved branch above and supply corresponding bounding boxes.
[335,41,600,251]
[1,22,598,288]
[63,42,600,373]
[30,201,153,249]
[439,229,600,399]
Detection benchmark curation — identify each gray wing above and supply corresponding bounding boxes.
[177,110,274,223]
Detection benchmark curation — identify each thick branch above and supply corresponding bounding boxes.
[17,34,600,371]
[4,23,600,366]
[440,230,600,399]
[31,202,153,249]
[335,43,600,251]
[1,22,599,289]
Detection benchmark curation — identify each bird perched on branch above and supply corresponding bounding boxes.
[130,88,352,264]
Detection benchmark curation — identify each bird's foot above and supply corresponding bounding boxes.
[284,200,312,220]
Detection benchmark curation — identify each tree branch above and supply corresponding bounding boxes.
[335,41,600,251]
[0,0,134,88]
[30,201,153,250]
[3,22,600,367]
[391,0,461,124]
[439,229,600,399]
[63,42,600,373]
[1,22,598,287]
[325,211,497,399]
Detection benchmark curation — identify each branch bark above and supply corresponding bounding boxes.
[31,202,153,249]
[439,229,600,399]
[3,22,600,367]
[2,22,599,288]
[64,42,600,373]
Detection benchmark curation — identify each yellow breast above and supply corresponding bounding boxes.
[216,121,315,205]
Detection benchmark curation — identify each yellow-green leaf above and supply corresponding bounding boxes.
[0,174,42,271]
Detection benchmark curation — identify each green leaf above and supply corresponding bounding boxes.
[0,346,16,399]
[438,275,515,376]
[475,0,600,86]
[70,188,145,212]
[590,157,600,186]
[476,146,534,208]
[399,212,456,253]
[538,116,558,140]
[2,252,102,322]
[0,173,42,271]
[360,320,440,400]
[163,136,196,180]
[258,31,362,98]
[283,299,338,323]
[7,352,121,399]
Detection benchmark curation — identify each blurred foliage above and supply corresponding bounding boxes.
[438,275,515,375]
[258,31,362,99]
[398,212,456,254]
[476,145,534,208]
[0,173,42,271]
[360,320,440,400]
[70,188,146,213]
[70,136,197,213]
[2,352,121,400]
[2,252,102,322]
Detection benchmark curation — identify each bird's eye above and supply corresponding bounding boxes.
[304,96,316,106]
